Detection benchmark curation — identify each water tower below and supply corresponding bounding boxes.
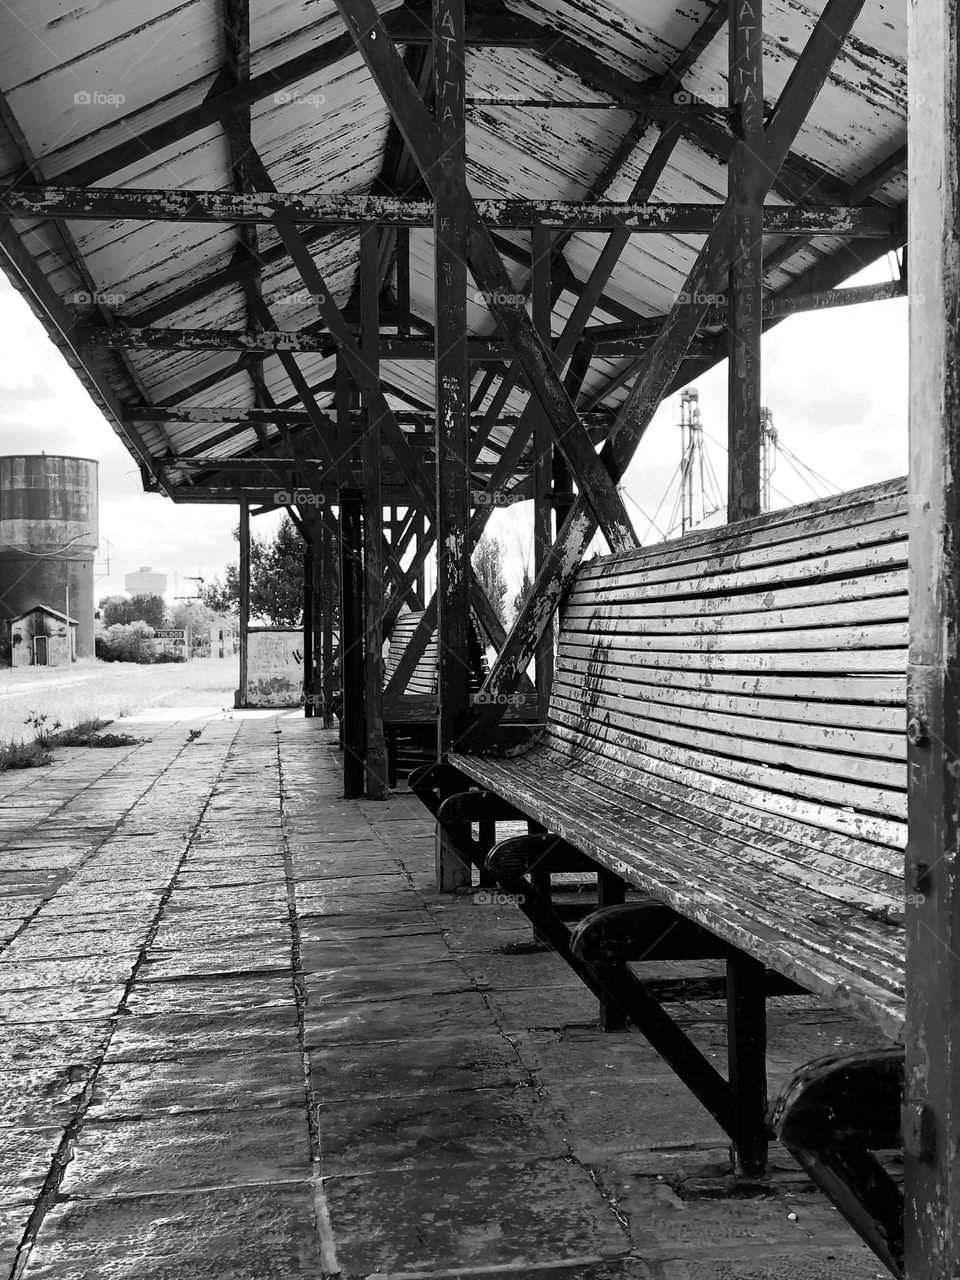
[0,456,99,658]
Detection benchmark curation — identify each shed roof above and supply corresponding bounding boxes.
[0,0,906,505]
[11,605,79,625]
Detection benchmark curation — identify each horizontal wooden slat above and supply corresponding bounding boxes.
[576,478,906,585]
[562,593,906,637]
[567,538,907,604]
[556,637,906,675]
[553,658,903,728]
[550,680,905,759]
[533,759,905,967]
[547,702,906,802]
[568,568,908,621]
[575,509,906,593]
[556,620,908,654]
[533,740,903,878]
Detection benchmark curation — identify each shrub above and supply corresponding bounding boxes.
[0,741,53,770]
[96,621,156,664]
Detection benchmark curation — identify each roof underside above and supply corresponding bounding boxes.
[0,0,907,503]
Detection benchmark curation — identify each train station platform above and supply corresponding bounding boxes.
[1,714,888,1279]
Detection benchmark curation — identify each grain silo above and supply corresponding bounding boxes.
[0,456,98,660]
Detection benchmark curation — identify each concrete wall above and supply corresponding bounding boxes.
[246,629,303,707]
[0,456,98,658]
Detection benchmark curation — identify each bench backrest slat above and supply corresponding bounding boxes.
[548,477,909,868]
[384,612,439,696]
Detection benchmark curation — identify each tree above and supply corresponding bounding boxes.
[473,535,507,626]
[201,516,305,627]
[100,593,167,629]
[198,570,239,618]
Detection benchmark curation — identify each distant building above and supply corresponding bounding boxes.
[10,605,78,667]
[125,565,167,595]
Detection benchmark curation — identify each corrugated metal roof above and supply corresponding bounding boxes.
[0,0,906,500]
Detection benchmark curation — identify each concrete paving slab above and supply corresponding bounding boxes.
[0,1205,30,1275]
[88,1052,304,1119]
[303,989,497,1048]
[0,1126,60,1202]
[317,1083,567,1174]
[302,962,478,1005]
[3,983,125,1024]
[309,1034,527,1100]
[323,1156,628,1277]
[105,1008,299,1063]
[61,1108,311,1197]
[298,931,452,969]
[123,972,294,1017]
[19,1184,322,1279]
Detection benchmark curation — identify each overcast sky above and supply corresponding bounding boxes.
[0,251,906,614]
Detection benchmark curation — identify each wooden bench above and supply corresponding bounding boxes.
[415,477,908,1269]
[383,609,537,786]
[382,610,441,787]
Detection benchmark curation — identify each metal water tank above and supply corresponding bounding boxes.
[0,456,99,659]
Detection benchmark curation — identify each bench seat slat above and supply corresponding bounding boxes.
[547,705,906,811]
[449,750,906,1039]
[551,681,905,761]
[527,758,906,976]
[534,739,903,888]
[546,720,905,849]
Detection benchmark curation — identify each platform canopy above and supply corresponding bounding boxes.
[0,0,905,506]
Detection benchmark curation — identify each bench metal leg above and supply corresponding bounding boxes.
[385,727,398,790]
[435,820,472,892]
[597,868,628,1032]
[477,820,497,888]
[726,952,769,1177]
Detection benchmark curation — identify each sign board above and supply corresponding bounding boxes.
[246,629,303,707]
[153,627,189,658]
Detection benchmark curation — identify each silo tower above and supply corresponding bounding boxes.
[0,456,99,658]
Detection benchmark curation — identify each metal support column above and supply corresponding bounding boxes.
[904,0,960,1270]
[339,487,366,799]
[726,0,765,521]
[236,498,250,708]
[433,0,472,889]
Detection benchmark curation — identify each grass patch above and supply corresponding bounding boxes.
[0,740,53,771]
[52,719,145,749]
